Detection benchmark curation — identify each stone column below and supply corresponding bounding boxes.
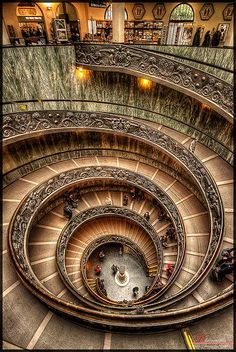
[112,3,125,43]
[2,20,10,45]
[118,265,126,282]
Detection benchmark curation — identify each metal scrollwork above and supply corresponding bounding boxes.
[6,112,223,277]
[56,208,162,286]
[67,233,153,304]
[75,44,233,117]
[9,166,185,293]
[7,112,225,308]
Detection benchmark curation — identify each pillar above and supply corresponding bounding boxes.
[112,3,125,43]
[2,20,10,45]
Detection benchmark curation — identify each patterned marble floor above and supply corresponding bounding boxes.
[88,244,153,301]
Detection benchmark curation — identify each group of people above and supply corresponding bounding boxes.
[21,26,43,38]
[97,278,107,296]
[166,263,175,277]
[143,207,170,224]
[159,225,176,278]
[111,249,123,274]
[63,189,81,220]
[160,225,176,248]
[135,284,165,297]
[193,27,224,47]
[111,263,119,274]
[94,250,106,275]
[130,187,144,201]
[212,248,235,282]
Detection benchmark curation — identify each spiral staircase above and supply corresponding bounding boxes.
[2,44,233,350]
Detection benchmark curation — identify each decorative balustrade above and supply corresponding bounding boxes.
[3,46,233,331]
[75,44,233,120]
[8,162,224,311]
[5,111,223,279]
[69,233,153,305]
[9,166,184,292]
[6,112,229,327]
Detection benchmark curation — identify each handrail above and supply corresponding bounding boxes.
[31,181,181,311]
[57,202,182,307]
[7,113,229,327]
[2,43,233,119]
[75,43,233,120]
[5,112,231,330]
[9,166,185,310]
[78,234,152,305]
[135,45,233,73]
[6,165,230,328]
[2,101,233,160]
[7,112,223,298]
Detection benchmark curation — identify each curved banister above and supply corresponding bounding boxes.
[9,161,222,309]
[8,165,187,308]
[2,106,233,165]
[6,162,230,328]
[78,234,152,305]
[75,43,233,120]
[7,112,223,294]
[59,212,165,305]
[3,44,233,333]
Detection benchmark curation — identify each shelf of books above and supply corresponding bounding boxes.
[125,21,167,44]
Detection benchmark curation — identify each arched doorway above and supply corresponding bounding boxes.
[17,2,47,44]
[104,5,128,20]
[55,2,80,40]
[166,3,194,45]
[96,4,128,42]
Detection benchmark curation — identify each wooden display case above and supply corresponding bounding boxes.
[93,20,166,44]
[124,20,165,44]
[94,20,112,42]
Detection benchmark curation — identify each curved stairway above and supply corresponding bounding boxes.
[3,117,233,349]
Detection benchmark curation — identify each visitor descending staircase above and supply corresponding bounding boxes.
[3,111,233,330]
[2,44,233,349]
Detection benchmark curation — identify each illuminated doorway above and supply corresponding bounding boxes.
[166,3,194,45]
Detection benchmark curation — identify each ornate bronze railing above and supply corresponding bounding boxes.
[75,44,233,120]
[28,180,181,310]
[9,167,184,282]
[6,111,230,328]
[58,212,161,305]
[7,169,231,327]
[8,162,222,310]
[78,234,152,305]
[3,107,233,165]
[7,112,224,303]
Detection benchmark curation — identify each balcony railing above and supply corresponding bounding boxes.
[75,43,233,120]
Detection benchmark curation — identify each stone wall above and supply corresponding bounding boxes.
[3,46,233,163]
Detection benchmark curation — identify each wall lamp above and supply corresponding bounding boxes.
[44,2,52,10]
[75,66,91,80]
[138,77,153,89]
